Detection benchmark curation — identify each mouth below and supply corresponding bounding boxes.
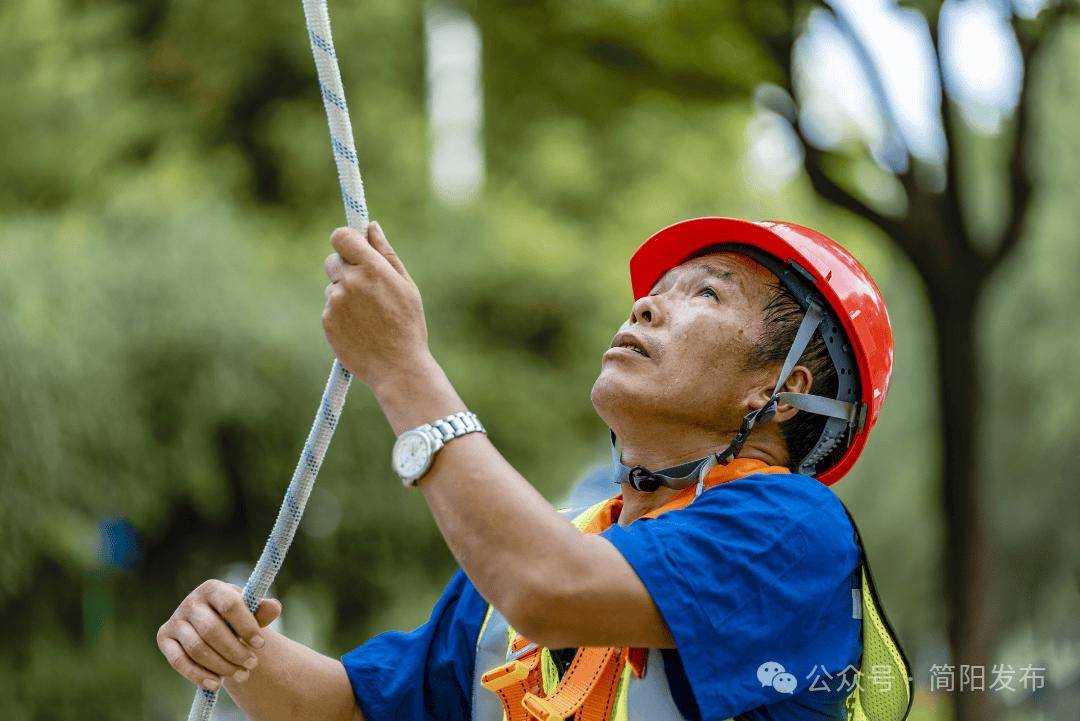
[609,331,651,358]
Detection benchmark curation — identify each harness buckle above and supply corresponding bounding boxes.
[521,694,565,720]
[480,659,532,691]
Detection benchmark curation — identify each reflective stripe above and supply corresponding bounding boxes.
[472,605,510,721]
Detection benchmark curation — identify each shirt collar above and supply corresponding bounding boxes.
[580,458,790,534]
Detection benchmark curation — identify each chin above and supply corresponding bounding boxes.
[590,367,647,426]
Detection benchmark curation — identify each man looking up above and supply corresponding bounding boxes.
[158,217,911,721]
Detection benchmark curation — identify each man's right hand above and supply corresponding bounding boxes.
[157,580,282,691]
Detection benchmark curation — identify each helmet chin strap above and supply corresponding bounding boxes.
[610,432,712,493]
[611,300,860,493]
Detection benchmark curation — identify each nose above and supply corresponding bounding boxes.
[630,294,661,326]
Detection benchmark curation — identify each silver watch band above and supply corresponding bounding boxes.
[421,410,486,446]
[394,411,487,487]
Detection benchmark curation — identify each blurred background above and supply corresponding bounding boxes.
[1,0,1077,719]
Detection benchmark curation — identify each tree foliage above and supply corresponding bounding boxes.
[1,1,1076,719]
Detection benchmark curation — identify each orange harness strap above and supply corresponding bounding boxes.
[482,459,790,721]
[480,636,545,721]
[521,646,625,721]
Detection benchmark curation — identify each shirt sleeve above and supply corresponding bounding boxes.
[341,569,488,721]
[599,473,862,719]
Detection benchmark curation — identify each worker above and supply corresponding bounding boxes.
[157,217,912,720]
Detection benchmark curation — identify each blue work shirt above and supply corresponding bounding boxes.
[342,472,862,720]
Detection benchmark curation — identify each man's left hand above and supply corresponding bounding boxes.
[322,222,430,391]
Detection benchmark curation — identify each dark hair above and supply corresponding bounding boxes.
[745,279,841,471]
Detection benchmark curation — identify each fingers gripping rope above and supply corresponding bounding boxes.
[187,2,367,719]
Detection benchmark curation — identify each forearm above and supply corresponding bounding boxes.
[371,355,592,630]
[225,629,360,721]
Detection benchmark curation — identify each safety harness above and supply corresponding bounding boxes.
[611,245,866,493]
[476,459,913,721]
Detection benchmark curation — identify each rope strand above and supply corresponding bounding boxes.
[187,2,366,718]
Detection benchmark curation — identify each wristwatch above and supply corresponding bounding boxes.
[391,411,486,486]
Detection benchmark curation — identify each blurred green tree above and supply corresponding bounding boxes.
[1,1,1077,719]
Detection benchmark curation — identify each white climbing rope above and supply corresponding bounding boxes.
[187,1,366,718]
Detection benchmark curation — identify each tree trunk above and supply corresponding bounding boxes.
[929,276,997,721]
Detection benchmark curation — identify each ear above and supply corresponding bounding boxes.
[744,364,814,423]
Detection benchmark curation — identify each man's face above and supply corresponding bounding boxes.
[591,252,777,432]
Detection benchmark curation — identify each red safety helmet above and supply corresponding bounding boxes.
[629,217,894,485]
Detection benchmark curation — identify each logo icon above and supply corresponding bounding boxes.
[756,661,798,695]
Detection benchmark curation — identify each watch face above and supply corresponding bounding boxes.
[393,430,433,480]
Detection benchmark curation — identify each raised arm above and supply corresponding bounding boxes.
[321,223,673,651]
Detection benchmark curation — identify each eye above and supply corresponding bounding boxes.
[699,286,719,300]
